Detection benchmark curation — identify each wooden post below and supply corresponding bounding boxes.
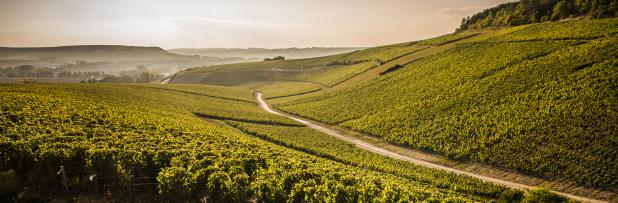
[129,175,134,203]
[90,174,98,194]
[57,166,69,192]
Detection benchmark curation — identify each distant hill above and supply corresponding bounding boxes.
[0,46,364,75]
[168,47,365,60]
[0,45,252,74]
[458,0,617,31]
[0,45,195,62]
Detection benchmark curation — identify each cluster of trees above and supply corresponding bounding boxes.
[57,71,105,78]
[458,0,618,31]
[0,64,165,83]
[0,65,53,78]
[0,65,106,79]
[82,72,164,83]
[0,65,104,79]
[83,65,164,83]
[56,60,112,69]
[263,56,285,61]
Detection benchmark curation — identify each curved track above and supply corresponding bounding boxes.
[255,92,607,203]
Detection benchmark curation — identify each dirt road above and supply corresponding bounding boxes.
[254,92,607,203]
[160,77,172,84]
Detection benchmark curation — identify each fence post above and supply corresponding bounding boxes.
[129,175,134,203]
[57,166,69,192]
[90,174,98,194]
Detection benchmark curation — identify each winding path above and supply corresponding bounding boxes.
[160,77,172,84]
[254,92,606,203]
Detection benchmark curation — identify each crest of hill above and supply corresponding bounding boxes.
[168,47,365,59]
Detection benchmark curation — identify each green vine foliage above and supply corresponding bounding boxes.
[278,19,618,188]
[0,84,515,202]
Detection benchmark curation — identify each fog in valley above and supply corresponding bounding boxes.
[0,45,361,83]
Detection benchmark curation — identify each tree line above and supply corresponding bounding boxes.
[0,65,104,79]
[0,65,164,83]
[458,0,618,31]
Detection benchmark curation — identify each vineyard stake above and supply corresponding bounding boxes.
[129,175,134,203]
[57,166,69,192]
[89,174,98,194]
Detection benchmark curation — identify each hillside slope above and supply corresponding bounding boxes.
[169,41,432,86]
[173,18,618,192]
[277,18,618,189]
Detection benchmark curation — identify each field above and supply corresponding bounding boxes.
[1,83,526,202]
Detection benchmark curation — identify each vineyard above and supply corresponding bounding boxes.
[289,62,378,87]
[251,81,323,99]
[170,37,430,89]
[2,2,617,201]
[224,121,510,197]
[276,18,618,189]
[0,83,529,202]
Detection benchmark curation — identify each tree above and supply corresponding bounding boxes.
[456,0,617,31]
[264,56,285,61]
[552,0,569,20]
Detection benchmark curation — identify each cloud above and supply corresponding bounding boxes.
[171,17,313,35]
[437,6,485,19]
[166,17,323,48]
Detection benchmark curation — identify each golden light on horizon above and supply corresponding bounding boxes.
[0,0,510,48]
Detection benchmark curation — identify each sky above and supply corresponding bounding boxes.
[0,0,511,49]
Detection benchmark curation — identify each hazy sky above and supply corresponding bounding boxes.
[0,0,510,48]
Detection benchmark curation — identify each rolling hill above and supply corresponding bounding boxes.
[171,17,618,199]
[168,47,365,60]
[0,45,252,75]
[0,45,192,62]
[0,46,368,76]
